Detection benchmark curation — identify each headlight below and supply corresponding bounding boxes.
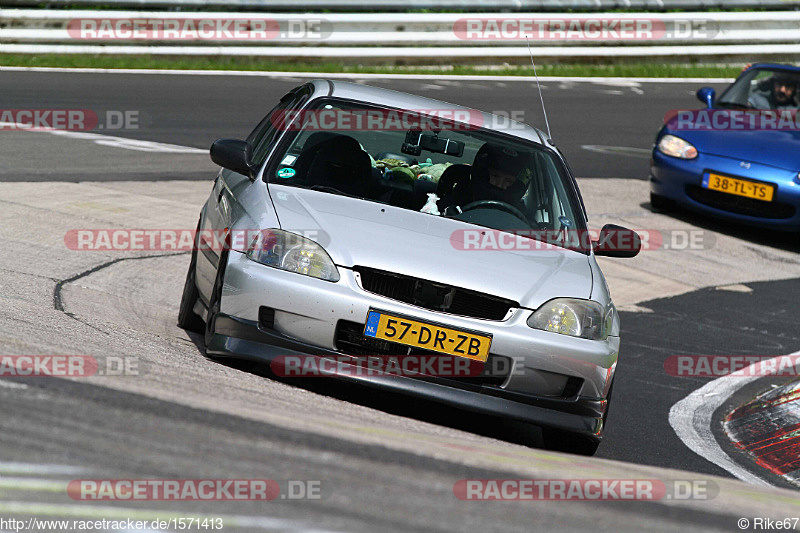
[246,229,340,282]
[527,299,613,341]
[657,134,698,159]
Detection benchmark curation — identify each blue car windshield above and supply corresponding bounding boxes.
[717,67,800,110]
[265,98,586,239]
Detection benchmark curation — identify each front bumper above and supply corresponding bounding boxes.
[214,251,619,439]
[209,314,606,439]
[651,149,800,231]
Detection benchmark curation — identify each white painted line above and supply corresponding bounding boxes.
[581,145,652,159]
[669,350,800,487]
[0,122,205,153]
[0,462,85,475]
[0,381,28,390]
[0,477,64,491]
[0,65,735,84]
[50,130,206,153]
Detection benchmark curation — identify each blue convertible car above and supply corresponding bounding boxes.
[650,63,800,232]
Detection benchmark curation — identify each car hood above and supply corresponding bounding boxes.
[666,125,800,171]
[267,185,593,310]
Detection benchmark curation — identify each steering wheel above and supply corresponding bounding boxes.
[460,200,529,223]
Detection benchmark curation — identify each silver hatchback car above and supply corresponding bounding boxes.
[178,80,640,455]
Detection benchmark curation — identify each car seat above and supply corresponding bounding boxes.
[305,135,375,197]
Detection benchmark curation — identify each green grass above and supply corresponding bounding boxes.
[7,4,785,11]
[0,53,744,78]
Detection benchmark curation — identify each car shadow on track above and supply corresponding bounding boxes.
[183,331,593,456]
[643,201,800,253]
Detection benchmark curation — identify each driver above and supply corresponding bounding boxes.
[441,143,530,214]
[747,71,799,110]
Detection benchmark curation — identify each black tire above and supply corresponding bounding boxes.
[649,192,673,212]
[568,435,601,456]
[205,249,229,350]
[603,381,614,426]
[542,428,600,457]
[541,383,612,457]
[177,246,205,334]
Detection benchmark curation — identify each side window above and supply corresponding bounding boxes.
[247,85,311,167]
[526,152,580,230]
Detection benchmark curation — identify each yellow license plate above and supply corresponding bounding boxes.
[363,310,492,362]
[704,173,774,202]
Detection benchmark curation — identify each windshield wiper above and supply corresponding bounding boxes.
[308,185,359,198]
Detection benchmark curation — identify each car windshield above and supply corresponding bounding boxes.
[265,98,586,243]
[717,67,800,110]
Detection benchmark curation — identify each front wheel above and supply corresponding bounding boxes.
[649,192,673,212]
[205,249,229,350]
[177,247,205,334]
[542,429,600,456]
[541,383,612,456]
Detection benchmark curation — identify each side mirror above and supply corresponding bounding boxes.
[210,139,257,179]
[593,224,641,258]
[696,87,715,108]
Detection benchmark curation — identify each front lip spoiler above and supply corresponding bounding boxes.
[207,314,604,441]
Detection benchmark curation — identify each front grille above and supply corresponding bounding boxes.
[334,320,510,387]
[686,185,795,219]
[354,266,517,321]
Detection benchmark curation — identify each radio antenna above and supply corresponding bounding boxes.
[526,37,552,143]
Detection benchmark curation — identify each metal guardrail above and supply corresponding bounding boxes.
[1,10,799,62]
[2,0,800,10]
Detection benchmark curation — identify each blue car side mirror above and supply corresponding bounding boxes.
[696,87,715,108]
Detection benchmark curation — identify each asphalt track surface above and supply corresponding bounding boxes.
[1,70,800,531]
[0,70,731,180]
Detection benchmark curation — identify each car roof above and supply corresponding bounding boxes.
[303,79,552,149]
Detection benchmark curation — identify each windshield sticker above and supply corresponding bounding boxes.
[280,154,297,166]
[277,167,296,178]
[559,216,573,228]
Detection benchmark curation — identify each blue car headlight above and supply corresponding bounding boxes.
[657,134,698,160]
[247,229,340,282]
[528,299,614,341]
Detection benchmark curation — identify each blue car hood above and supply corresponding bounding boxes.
[665,126,800,172]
